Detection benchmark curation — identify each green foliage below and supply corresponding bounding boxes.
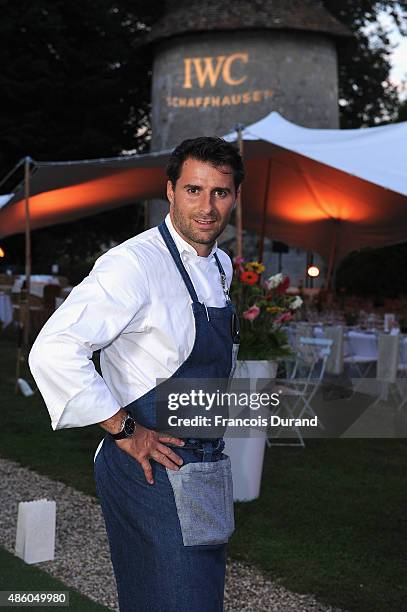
[0,0,165,278]
[0,0,164,170]
[237,326,292,360]
[322,0,406,127]
[336,242,407,297]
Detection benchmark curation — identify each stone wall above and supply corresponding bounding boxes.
[151,30,339,151]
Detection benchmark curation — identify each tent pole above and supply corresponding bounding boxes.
[144,200,149,231]
[0,157,25,191]
[258,158,272,263]
[325,220,339,292]
[23,157,31,352]
[235,124,244,259]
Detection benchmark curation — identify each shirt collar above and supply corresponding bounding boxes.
[164,213,218,259]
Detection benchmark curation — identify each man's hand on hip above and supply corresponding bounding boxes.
[115,425,185,484]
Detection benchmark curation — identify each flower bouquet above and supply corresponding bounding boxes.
[230,258,303,360]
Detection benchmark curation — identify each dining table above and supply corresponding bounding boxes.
[0,292,13,329]
[296,324,407,365]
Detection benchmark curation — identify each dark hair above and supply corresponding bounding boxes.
[166,136,244,192]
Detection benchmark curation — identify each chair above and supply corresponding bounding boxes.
[343,331,378,381]
[267,337,333,447]
[43,284,61,309]
[41,284,61,325]
[294,323,313,349]
[282,323,314,380]
[12,293,43,339]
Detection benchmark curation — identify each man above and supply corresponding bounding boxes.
[29,136,244,612]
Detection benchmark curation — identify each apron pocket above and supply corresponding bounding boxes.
[166,455,235,546]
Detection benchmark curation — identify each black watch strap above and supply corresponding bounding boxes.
[110,412,136,440]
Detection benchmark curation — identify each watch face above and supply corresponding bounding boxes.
[124,416,136,436]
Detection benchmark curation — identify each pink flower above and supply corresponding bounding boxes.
[243,305,260,321]
[233,255,245,274]
[274,312,293,325]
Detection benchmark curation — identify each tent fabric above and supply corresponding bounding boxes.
[0,112,406,266]
[237,140,407,264]
[226,113,407,263]
[0,151,170,239]
[225,112,407,196]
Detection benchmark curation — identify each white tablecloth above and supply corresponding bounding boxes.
[12,275,60,298]
[399,337,407,365]
[0,293,13,328]
[346,331,378,359]
[288,324,407,366]
[313,327,378,359]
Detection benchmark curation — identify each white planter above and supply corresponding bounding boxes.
[224,360,277,502]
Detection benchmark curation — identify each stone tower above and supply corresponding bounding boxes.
[145,0,349,231]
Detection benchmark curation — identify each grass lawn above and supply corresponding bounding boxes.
[0,547,111,611]
[1,335,407,611]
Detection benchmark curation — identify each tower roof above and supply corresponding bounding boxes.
[144,0,350,45]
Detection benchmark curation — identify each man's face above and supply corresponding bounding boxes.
[167,157,239,256]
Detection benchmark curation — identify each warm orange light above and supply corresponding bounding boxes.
[307,265,320,278]
[0,167,166,238]
[0,247,5,258]
[245,153,379,224]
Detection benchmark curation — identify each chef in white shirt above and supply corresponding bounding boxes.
[29,136,244,612]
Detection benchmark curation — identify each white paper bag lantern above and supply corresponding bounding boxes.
[15,499,56,564]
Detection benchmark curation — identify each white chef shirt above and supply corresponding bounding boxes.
[28,214,233,433]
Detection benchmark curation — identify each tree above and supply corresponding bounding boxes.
[322,0,406,127]
[0,0,163,278]
[336,242,407,297]
[0,0,163,178]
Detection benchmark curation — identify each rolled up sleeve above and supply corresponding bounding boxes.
[28,247,149,430]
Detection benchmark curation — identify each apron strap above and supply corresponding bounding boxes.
[158,220,200,303]
[213,252,230,302]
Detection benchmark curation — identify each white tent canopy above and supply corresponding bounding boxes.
[224,112,407,266]
[225,112,407,196]
[0,111,406,269]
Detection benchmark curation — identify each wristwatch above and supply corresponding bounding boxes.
[110,411,136,440]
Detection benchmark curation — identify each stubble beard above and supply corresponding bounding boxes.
[171,199,231,247]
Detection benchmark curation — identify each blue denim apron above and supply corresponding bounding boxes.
[94,219,239,612]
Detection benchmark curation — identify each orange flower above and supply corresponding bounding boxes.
[241,271,259,285]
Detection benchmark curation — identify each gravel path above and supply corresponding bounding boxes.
[0,457,344,611]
